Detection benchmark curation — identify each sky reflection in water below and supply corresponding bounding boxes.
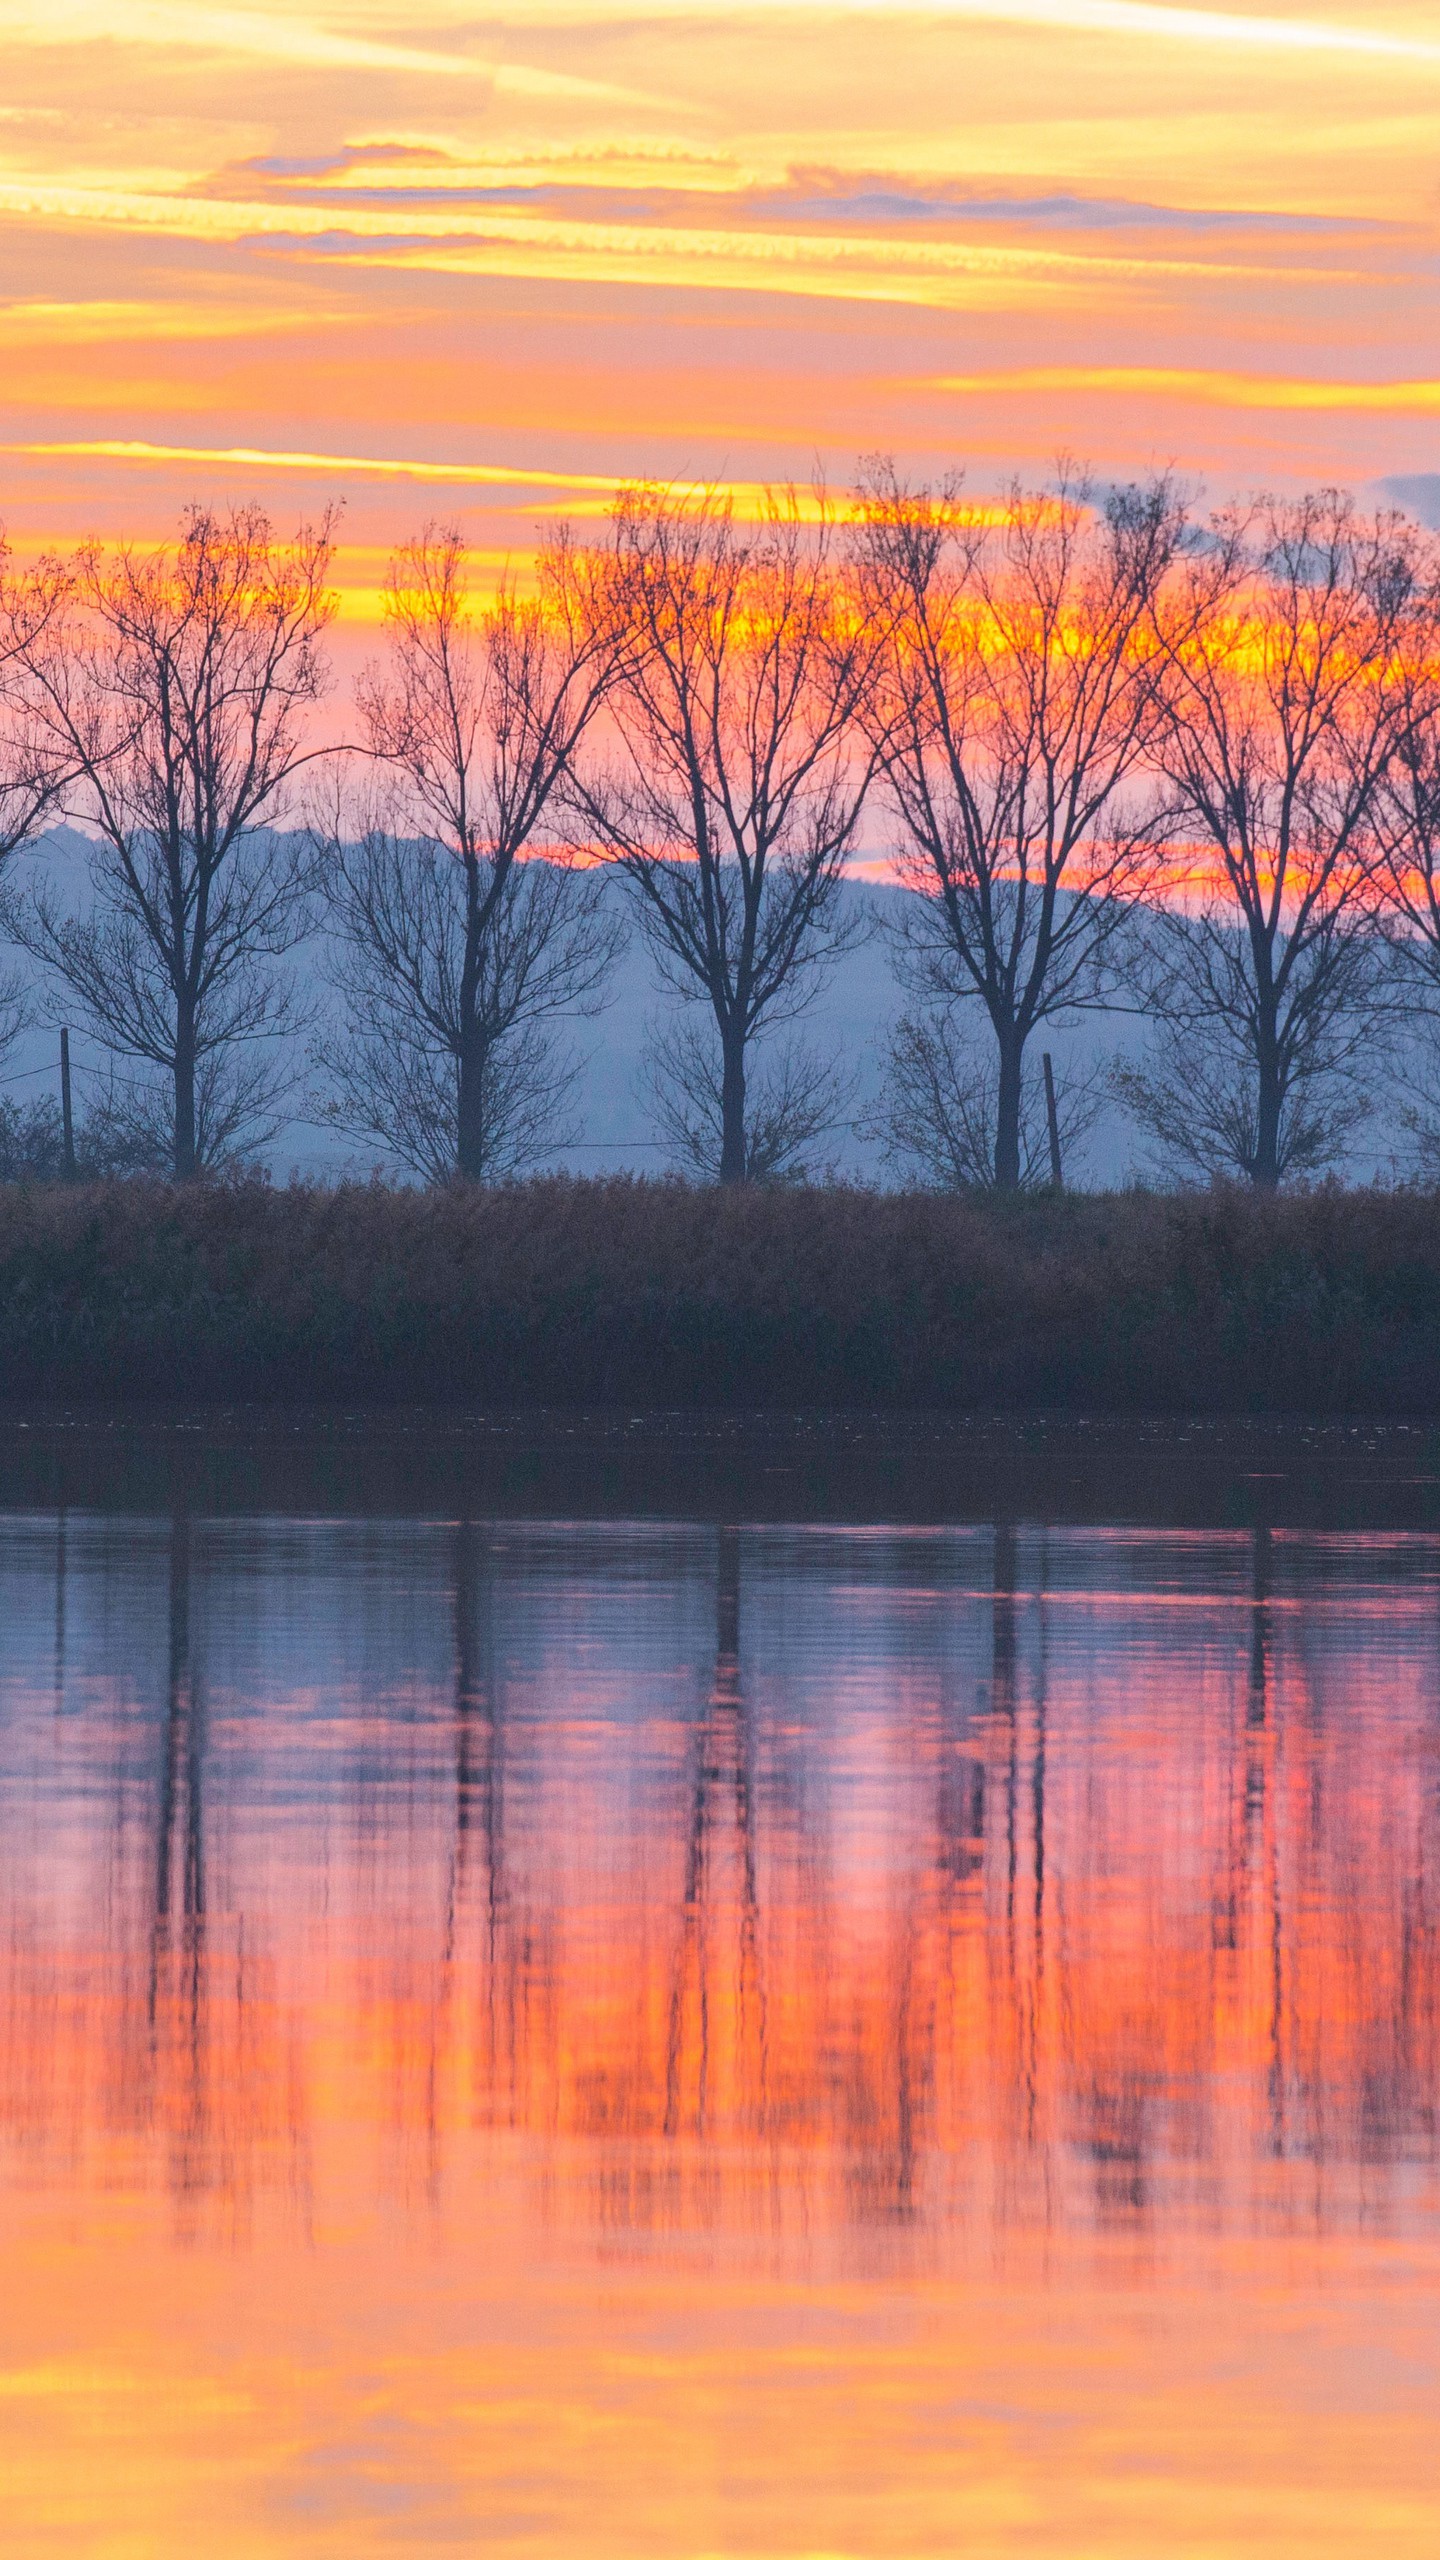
[0,1513,1438,2555]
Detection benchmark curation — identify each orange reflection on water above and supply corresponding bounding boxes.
[0,1516,1437,2555]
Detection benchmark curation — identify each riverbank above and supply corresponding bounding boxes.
[1,1174,1440,1418]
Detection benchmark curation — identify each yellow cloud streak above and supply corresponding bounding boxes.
[4,1,483,79]
[22,0,1433,74]
[0,178,1357,317]
[0,297,341,344]
[1,441,890,528]
[306,143,760,196]
[490,0,1440,66]
[1,438,628,492]
[0,2,655,105]
[937,365,1440,410]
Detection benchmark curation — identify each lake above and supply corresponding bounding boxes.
[0,1421,1437,2555]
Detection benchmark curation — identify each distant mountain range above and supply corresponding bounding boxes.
[5,836,1397,1189]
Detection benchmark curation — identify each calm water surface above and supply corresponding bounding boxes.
[1,1504,1438,2555]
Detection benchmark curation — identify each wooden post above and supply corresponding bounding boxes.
[59,1028,76,1180]
[1042,1051,1062,1189]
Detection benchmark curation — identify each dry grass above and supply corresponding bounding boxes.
[0,1173,1436,1411]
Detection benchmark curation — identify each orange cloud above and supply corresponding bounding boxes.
[1,0,1435,554]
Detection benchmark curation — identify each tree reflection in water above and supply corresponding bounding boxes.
[0,1511,1437,2553]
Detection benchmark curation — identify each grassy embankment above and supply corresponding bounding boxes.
[0,1175,1436,1412]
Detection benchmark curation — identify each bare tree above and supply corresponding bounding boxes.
[0,534,71,1076]
[568,484,882,1184]
[1364,555,1440,1161]
[13,503,336,1177]
[859,461,1185,1191]
[1373,567,1440,983]
[0,1066,173,1183]
[0,531,68,863]
[1122,491,1420,1186]
[861,1010,1105,1191]
[644,1019,852,1183]
[319,526,622,1183]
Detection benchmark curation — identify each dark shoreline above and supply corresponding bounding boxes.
[4,1404,1440,1527]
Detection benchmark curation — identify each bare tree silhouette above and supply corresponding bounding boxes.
[14,504,336,1177]
[858,461,1185,1189]
[0,529,68,865]
[569,485,882,1183]
[861,1010,1105,1190]
[319,527,622,1182]
[1366,559,1440,1164]
[1119,492,1421,1186]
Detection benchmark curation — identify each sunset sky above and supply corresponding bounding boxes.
[1,0,1438,617]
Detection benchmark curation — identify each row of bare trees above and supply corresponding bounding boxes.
[2,469,1439,1190]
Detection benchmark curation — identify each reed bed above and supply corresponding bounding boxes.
[0,1174,1437,1412]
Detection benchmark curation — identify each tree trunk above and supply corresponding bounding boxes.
[1252,1042,1282,1189]
[173,1023,197,1181]
[456,1033,486,1182]
[719,1027,747,1184]
[993,1031,1024,1191]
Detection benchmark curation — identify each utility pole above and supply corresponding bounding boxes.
[59,1028,76,1180]
[1042,1052,1063,1190]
